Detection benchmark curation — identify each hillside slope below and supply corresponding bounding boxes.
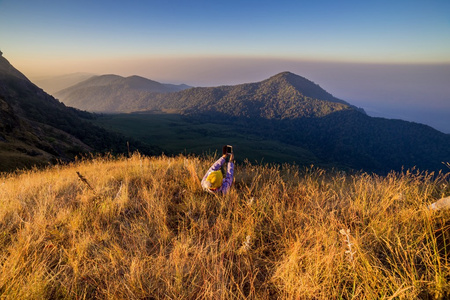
[0,154,449,298]
[55,74,190,112]
[0,54,160,172]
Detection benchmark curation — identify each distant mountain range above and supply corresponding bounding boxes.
[33,72,95,95]
[55,72,362,118]
[55,74,190,112]
[0,54,160,172]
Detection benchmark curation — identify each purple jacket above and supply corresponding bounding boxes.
[201,157,234,194]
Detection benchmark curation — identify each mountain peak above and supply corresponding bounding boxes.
[271,71,297,78]
[264,71,355,107]
[267,71,308,81]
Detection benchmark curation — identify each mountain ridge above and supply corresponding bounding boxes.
[56,71,362,119]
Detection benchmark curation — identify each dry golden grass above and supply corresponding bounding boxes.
[0,153,449,299]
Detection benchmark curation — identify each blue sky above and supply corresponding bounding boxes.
[1,0,450,132]
[1,0,449,64]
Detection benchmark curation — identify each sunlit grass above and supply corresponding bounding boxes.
[0,153,449,299]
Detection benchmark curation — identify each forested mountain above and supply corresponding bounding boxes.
[0,54,160,172]
[55,74,190,112]
[55,71,362,118]
[149,72,365,119]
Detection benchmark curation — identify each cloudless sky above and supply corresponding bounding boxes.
[2,0,450,64]
[1,0,450,132]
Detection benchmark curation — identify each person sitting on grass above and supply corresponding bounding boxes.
[201,146,234,194]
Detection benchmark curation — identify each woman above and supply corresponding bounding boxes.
[201,147,234,194]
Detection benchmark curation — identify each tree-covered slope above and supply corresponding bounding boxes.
[270,110,450,172]
[0,54,160,172]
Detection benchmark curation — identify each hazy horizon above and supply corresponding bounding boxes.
[1,0,449,133]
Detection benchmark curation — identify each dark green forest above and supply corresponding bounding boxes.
[92,110,450,174]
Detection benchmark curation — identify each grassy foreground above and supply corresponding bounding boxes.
[0,154,449,299]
